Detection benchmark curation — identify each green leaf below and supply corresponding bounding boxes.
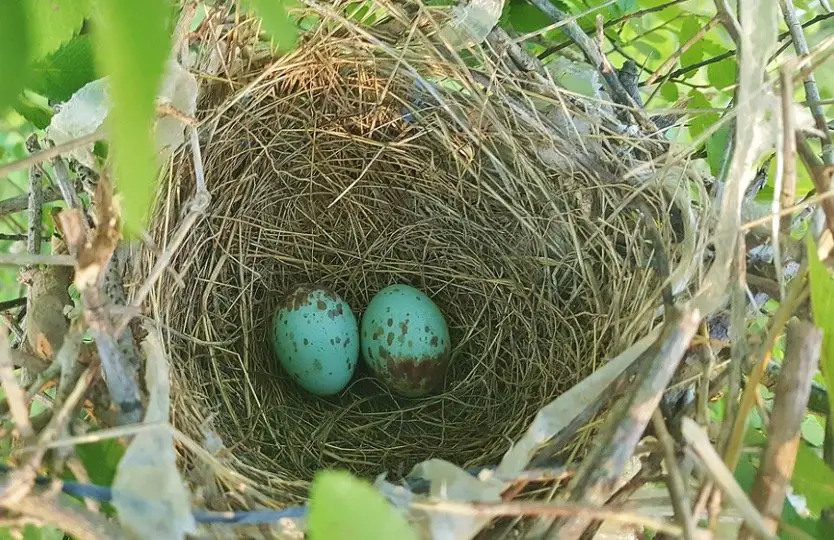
[807,234,834,422]
[507,0,552,33]
[94,0,172,232]
[792,441,834,514]
[30,34,97,102]
[679,17,706,77]
[308,470,418,540]
[24,0,91,60]
[705,123,731,176]
[72,438,126,487]
[660,82,679,103]
[707,57,738,91]
[687,89,718,140]
[245,0,299,52]
[0,524,64,540]
[14,93,53,129]
[734,455,819,540]
[0,1,31,115]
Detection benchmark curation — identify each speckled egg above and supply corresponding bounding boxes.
[271,284,359,396]
[360,284,451,397]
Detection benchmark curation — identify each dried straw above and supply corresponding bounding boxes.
[139,4,695,506]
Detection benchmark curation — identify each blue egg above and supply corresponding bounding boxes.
[272,285,359,396]
[360,284,451,397]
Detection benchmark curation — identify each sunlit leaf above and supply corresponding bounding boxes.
[792,441,834,514]
[94,0,172,232]
[24,0,91,60]
[660,82,679,103]
[707,57,738,91]
[14,93,53,129]
[73,438,126,487]
[807,234,834,422]
[308,470,418,540]
[30,35,97,103]
[245,0,299,52]
[705,123,731,176]
[0,1,30,115]
[507,0,552,33]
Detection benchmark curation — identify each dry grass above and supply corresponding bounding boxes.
[138,3,697,507]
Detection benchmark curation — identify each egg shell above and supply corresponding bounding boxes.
[272,284,359,396]
[360,284,451,397]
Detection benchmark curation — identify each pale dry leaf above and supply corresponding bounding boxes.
[440,0,503,47]
[112,323,196,540]
[46,59,198,170]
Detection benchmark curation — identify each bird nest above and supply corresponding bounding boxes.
[139,5,695,507]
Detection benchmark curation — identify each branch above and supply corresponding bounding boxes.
[0,254,75,267]
[652,410,696,540]
[544,309,700,539]
[740,320,822,539]
[796,133,834,239]
[779,68,798,236]
[524,0,658,133]
[57,179,144,426]
[780,0,834,165]
[647,15,721,86]
[682,417,777,540]
[713,0,742,44]
[0,187,64,218]
[0,132,101,179]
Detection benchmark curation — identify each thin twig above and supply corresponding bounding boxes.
[0,254,75,267]
[524,0,657,133]
[0,298,26,311]
[796,133,834,240]
[26,151,43,258]
[647,15,720,86]
[117,127,210,335]
[681,417,777,540]
[0,132,101,179]
[779,68,798,237]
[49,155,82,210]
[780,0,834,165]
[652,409,696,540]
[545,309,701,539]
[713,0,742,44]
[0,330,34,440]
[0,187,63,218]
[722,264,808,472]
[411,498,710,539]
[740,320,822,539]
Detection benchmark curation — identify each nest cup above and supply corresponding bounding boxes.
[141,8,682,508]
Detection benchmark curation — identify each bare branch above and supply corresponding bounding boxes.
[779,68,798,236]
[0,254,76,267]
[545,309,700,539]
[780,0,834,165]
[740,320,822,539]
[0,187,64,218]
[0,132,101,179]
[0,330,34,440]
[411,498,710,539]
[523,0,658,132]
[682,417,777,540]
[652,409,696,540]
[713,0,742,44]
